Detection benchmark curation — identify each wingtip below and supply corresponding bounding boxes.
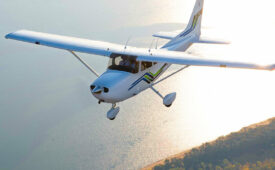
[5,33,11,39]
[266,64,275,71]
[5,30,28,39]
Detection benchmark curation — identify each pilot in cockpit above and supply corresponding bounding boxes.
[118,55,138,73]
[119,55,130,66]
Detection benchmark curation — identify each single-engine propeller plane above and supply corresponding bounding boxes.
[6,0,275,120]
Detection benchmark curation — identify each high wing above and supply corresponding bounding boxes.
[5,30,275,71]
[5,30,124,57]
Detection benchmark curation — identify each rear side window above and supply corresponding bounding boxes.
[141,61,152,71]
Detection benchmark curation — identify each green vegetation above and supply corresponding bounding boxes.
[153,118,275,170]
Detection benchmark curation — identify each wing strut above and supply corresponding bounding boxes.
[69,51,99,77]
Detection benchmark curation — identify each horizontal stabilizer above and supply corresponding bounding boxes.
[194,36,230,44]
[153,31,179,40]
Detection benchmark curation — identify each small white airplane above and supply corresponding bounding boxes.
[6,0,275,120]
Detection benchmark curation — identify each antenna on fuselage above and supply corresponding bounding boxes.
[124,36,131,50]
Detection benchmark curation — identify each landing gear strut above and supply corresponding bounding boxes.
[149,65,189,107]
[107,103,120,120]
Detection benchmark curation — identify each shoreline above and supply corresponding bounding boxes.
[142,117,274,170]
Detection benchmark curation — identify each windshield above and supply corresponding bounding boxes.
[108,54,139,73]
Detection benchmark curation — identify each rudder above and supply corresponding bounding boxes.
[162,0,204,50]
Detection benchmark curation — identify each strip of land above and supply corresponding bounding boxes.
[143,117,275,170]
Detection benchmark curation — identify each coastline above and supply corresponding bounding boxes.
[142,117,275,170]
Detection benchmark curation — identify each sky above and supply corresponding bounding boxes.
[0,0,275,169]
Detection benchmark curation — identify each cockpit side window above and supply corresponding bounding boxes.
[141,61,153,71]
[108,53,139,73]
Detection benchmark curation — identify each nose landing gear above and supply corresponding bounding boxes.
[107,103,120,120]
[98,100,104,104]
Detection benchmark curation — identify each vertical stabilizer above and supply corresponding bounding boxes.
[162,0,204,51]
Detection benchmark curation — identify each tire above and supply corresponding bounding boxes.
[165,104,172,107]
[109,117,115,120]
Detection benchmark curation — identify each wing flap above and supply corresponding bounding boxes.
[194,36,230,44]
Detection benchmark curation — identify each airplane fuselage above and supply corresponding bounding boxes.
[90,34,194,104]
[91,62,171,103]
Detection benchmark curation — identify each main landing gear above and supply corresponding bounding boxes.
[105,89,175,120]
[105,87,176,121]
[150,86,176,107]
[104,65,189,120]
[107,103,120,120]
[149,65,189,107]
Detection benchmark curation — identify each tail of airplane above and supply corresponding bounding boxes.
[180,0,204,38]
[162,0,204,51]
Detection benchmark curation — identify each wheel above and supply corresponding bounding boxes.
[163,92,176,107]
[108,117,116,120]
[107,106,119,120]
[165,104,172,107]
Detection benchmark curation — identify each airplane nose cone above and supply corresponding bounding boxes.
[90,85,109,94]
[90,70,131,103]
[91,85,103,94]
